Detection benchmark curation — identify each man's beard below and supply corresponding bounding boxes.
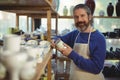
[75,21,89,32]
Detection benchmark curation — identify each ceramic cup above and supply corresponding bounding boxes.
[3,34,21,52]
[99,10,105,16]
[0,63,6,79]
[20,60,36,80]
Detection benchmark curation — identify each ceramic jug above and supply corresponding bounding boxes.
[85,0,96,15]
[107,2,114,16]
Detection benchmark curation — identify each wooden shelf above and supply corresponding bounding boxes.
[93,16,120,19]
[56,57,71,61]
[0,0,52,10]
[34,49,52,80]
[59,16,120,19]
[105,59,120,60]
[0,0,59,17]
[106,38,120,39]
[59,16,73,19]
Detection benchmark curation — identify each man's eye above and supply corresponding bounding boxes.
[81,15,85,17]
[74,16,78,19]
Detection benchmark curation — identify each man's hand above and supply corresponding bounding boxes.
[51,40,72,56]
[57,43,73,56]
[50,40,56,49]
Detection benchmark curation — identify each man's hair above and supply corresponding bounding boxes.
[73,4,93,25]
[73,4,91,15]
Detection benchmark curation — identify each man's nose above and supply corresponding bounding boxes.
[78,16,83,22]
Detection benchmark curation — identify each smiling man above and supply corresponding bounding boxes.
[52,4,106,80]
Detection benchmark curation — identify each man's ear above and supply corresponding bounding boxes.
[89,15,92,20]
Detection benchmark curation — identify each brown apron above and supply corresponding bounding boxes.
[70,29,105,80]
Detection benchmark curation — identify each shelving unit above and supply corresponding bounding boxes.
[0,0,59,80]
[94,16,120,78]
[55,15,120,79]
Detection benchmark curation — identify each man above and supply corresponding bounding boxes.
[52,4,106,80]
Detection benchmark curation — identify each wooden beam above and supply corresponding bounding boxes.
[31,17,35,32]
[47,10,51,80]
[27,13,57,18]
[47,10,51,41]
[48,0,52,3]
[0,6,51,10]
[16,14,19,29]
[55,14,59,35]
[26,16,29,32]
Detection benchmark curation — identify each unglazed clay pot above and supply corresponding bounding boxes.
[3,34,21,52]
[0,62,6,79]
[0,34,51,80]
[27,47,40,59]
[26,46,44,63]
[20,59,37,80]
[0,34,28,80]
[0,50,28,80]
[0,46,6,79]
[63,6,68,16]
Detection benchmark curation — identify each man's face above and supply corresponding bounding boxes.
[73,8,91,32]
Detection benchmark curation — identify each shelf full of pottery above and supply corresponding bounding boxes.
[0,34,51,80]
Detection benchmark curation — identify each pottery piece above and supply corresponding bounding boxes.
[0,50,28,80]
[27,47,43,63]
[63,6,68,16]
[99,10,105,16]
[107,2,114,16]
[3,34,21,52]
[0,63,6,79]
[85,0,96,15]
[116,0,120,16]
[20,60,36,80]
[70,6,74,16]
[55,38,66,49]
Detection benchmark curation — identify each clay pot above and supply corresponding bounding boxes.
[116,0,120,17]
[107,2,114,16]
[20,60,36,80]
[0,50,28,80]
[85,0,96,15]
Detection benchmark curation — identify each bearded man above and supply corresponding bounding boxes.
[52,4,106,80]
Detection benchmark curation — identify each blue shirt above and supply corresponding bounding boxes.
[58,29,106,74]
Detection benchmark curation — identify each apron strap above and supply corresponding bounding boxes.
[74,27,93,44]
[74,32,80,44]
[87,27,92,45]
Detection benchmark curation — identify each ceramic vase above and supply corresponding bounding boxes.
[70,6,74,16]
[116,0,120,17]
[27,47,43,63]
[20,60,36,80]
[99,10,105,16]
[85,0,96,15]
[3,34,21,52]
[107,2,114,16]
[63,6,68,16]
[0,50,28,80]
[0,63,6,79]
